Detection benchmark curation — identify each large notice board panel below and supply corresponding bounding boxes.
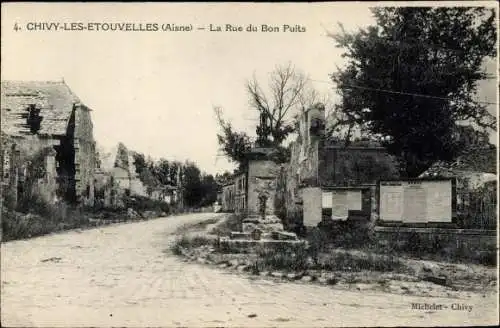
[379,179,454,223]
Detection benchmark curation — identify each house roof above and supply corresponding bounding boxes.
[1,80,83,137]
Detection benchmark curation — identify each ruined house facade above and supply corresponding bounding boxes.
[1,81,97,207]
[277,103,399,229]
[219,172,246,213]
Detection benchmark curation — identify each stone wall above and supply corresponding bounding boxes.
[375,226,497,255]
[221,183,235,212]
[233,173,247,213]
[30,147,58,204]
[318,146,399,187]
[1,135,21,207]
[302,187,322,227]
[277,102,398,229]
[73,104,97,207]
[1,134,61,207]
[247,160,280,217]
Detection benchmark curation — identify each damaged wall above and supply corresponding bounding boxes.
[73,104,97,207]
[1,133,61,208]
[1,81,99,208]
[247,160,280,217]
[277,103,398,229]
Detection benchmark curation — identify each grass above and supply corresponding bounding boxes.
[311,222,497,267]
[171,234,216,255]
[123,195,171,215]
[175,217,221,235]
[210,213,244,236]
[172,229,404,274]
[251,241,403,273]
[1,190,175,242]
[2,204,90,241]
[373,231,498,267]
[170,221,496,294]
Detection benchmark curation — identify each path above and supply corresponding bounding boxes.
[1,213,497,327]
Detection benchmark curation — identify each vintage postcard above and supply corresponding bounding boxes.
[1,2,498,327]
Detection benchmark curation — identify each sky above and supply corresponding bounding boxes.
[1,2,498,175]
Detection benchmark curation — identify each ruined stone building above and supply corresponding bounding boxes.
[220,181,235,212]
[148,185,179,204]
[219,158,278,216]
[217,103,399,229]
[95,142,181,206]
[278,103,399,229]
[94,142,148,207]
[1,80,97,207]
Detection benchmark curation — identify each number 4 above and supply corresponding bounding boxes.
[14,23,20,31]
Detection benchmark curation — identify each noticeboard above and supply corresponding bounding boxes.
[379,179,455,223]
[321,189,364,221]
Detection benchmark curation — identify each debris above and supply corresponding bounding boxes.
[422,275,448,286]
[41,257,62,263]
[271,271,283,278]
[301,275,313,282]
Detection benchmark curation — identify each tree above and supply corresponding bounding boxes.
[131,152,146,175]
[114,142,129,169]
[199,174,218,207]
[181,161,202,207]
[331,7,497,177]
[246,63,321,146]
[214,106,252,171]
[131,151,159,194]
[168,161,182,186]
[153,159,171,185]
[215,63,326,168]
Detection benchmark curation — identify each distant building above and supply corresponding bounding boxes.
[1,80,97,206]
[149,185,179,204]
[221,181,235,212]
[233,172,247,213]
[97,142,148,201]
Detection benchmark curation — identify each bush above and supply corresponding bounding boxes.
[1,201,90,241]
[175,218,220,234]
[250,241,403,273]
[377,230,497,267]
[256,243,310,271]
[318,221,374,249]
[318,251,403,272]
[171,234,216,254]
[123,195,171,214]
[210,213,244,236]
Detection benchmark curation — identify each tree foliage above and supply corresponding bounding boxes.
[246,63,324,145]
[131,152,218,208]
[214,107,252,171]
[215,63,327,168]
[331,7,497,177]
[114,142,129,169]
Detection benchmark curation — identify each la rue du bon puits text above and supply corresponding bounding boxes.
[203,24,306,32]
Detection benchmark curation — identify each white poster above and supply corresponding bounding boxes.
[426,180,452,222]
[322,191,332,208]
[331,190,348,220]
[380,185,404,221]
[347,190,362,211]
[379,180,453,223]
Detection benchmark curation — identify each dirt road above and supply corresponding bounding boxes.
[1,213,497,327]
